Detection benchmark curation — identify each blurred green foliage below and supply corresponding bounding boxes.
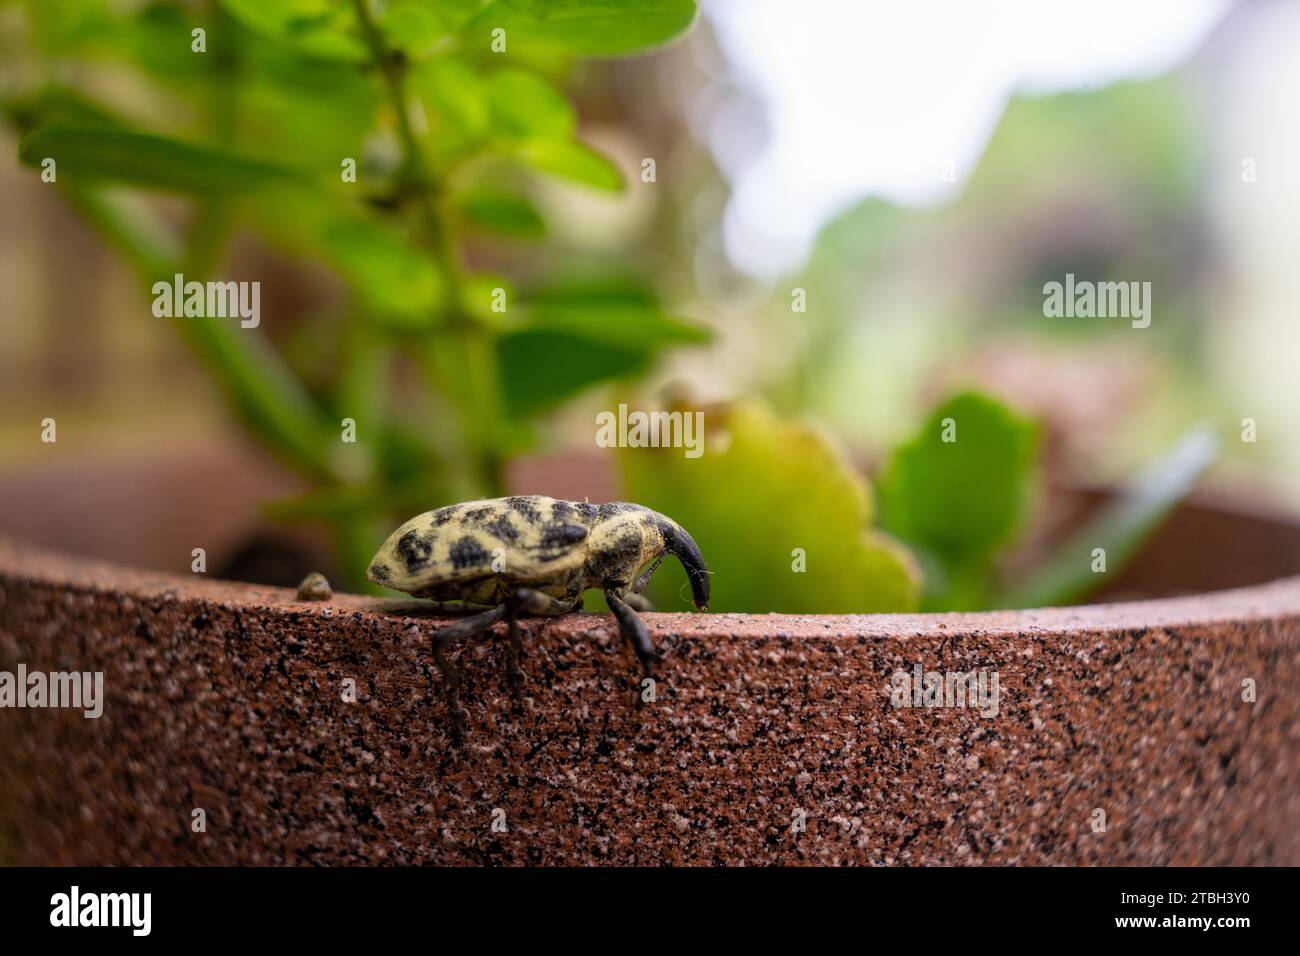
[878,392,1039,610]
[622,401,920,613]
[5,0,705,588]
[765,78,1209,454]
[621,392,1212,614]
[4,1,1214,611]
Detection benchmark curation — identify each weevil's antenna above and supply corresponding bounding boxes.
[675,568,716,607]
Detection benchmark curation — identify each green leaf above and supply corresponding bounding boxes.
[410,57,491,149]
[21,0,116,55]
[465,0,698,58]
[621,401,920,613]
[497,331,651,417]
[379,0,449,56]
[1002,427,1218,609]
[456,188,546,238]
[512,138,623,191]
[461,273,517,326]
[521,279,710,348]
[319,216,445,329]
[497,278,710,413]
[18,127,297,194]
[3,86,123,135]
[434,0,493,31]
[233,56,379,176]
[496,280,707,418]
[878,391,1039,580]
[244,187,447,330]
[217,0,367,62]
[487,69,575,139]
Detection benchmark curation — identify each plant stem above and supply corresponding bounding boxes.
[350,0,506,498]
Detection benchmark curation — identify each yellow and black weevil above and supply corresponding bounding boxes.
[367,496,710,733]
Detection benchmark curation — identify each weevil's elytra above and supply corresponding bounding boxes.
[367,495,710,739]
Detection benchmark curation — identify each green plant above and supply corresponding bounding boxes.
[623,391,1215,613]
[5,0,705,588]
[5,2,1216,613]
[622,400,920,613]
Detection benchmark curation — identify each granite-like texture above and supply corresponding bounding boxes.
[1,536,1297,865]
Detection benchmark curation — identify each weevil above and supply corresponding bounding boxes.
[367,496,710,733]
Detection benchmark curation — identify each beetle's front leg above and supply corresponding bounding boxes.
[623,554,664,611]
[605,588,661,676]
[633,554,665,594]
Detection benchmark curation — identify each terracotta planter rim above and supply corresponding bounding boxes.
[5,531,1298,865]
[3,535,1297,638]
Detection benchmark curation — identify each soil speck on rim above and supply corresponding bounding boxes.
[296,572,333,602]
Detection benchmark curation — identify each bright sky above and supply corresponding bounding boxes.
[701,0,1232,277]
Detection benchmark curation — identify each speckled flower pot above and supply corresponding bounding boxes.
[1,482,1297,865]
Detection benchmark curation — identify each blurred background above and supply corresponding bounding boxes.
[1,0,1297,611]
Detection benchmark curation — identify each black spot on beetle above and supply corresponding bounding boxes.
[585,525,642,578]
[397,529,434,572]
[368,562,391,584]
[449,535,490,570]
[485,514,520,543]
[431,508,457,527]
[506,496,543,526]
[610,525,642,557]
[463,505,493,522]
[539,522,588,550]
[598,501,640,521]
[575,501,597,522]
[551,500,574,523]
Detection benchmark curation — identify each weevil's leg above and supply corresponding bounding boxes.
[606,589,661,676]
[622,592,654,612]
[511,587,575,616]
[633,554,666,594]
[504,612,526,696]
[421,600,482,616]
[431,605,507,736]
[503,588,575,695]
[624,555,664,612]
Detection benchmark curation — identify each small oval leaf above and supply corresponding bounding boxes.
[19,127,297,194]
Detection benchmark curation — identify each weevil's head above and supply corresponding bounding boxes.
[589,503,710,610]
[651,512,711,611]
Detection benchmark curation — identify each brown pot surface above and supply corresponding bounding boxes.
[1,533,1297,865]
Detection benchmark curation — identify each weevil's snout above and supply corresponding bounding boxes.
[659,519,710,610]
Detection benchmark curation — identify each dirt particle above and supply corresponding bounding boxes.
[296,572,333,601]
